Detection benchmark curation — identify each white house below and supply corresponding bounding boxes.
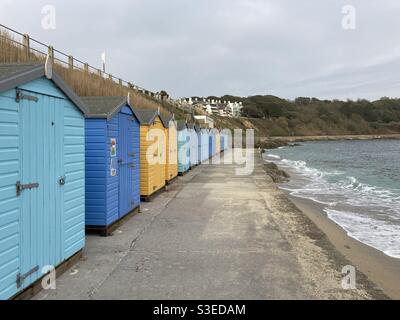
[194,115,214,128]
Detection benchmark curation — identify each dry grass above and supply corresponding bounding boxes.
[0,30,169,112]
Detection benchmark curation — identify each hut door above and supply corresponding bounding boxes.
[118,113,135,217]
[18,92,64,290]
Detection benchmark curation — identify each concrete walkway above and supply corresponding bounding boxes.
[34,149,311,300]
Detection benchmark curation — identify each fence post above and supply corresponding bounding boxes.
[108,74,113,81]
[68,55,74,70]
[48,46,54,64]
[119,78,123,86]
[84,63,89,73]
[22,34,30,60]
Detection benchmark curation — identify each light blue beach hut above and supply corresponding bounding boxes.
[0,63,87,299]
[200,127,209,162]
[187,123,198,168]
[177,120,190,175]
[195,125,202,165]
[208,129,215,158]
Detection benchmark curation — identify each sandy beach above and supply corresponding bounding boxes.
[262,149,400,300]
[259,179,389,299]
[289,195,400,299]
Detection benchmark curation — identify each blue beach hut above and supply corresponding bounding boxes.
[82,96,141,235]
[200,127,209,162]
[220,130,231,152]
[208,129,215,158]
[177,120,190,175]
[187,123,198,168]
[221,132,228,152]
[0,63,88,300]
[195,125,202,165]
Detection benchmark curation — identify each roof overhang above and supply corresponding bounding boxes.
[0,64,88,115]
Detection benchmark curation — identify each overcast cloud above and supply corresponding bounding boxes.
[1,0,400,100]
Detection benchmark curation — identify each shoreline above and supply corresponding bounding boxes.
[262,154,400,299]
[257,134,400,150]
[288,194,400,300]
[267,134,400,143]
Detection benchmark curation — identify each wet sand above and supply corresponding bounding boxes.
[289,195,400,299]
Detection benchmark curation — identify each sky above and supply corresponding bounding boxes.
[1,0,400,100]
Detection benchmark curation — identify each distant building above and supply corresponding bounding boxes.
[226,101,243,117]
[194,115,214,128]
[176,97,243,118]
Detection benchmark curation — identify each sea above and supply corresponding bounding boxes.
[263,139,400,259]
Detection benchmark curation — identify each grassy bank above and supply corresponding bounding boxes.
[0,30,186,118]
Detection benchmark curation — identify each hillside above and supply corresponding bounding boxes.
[207,95,400,137]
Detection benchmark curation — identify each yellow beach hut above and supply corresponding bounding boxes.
[136,109,166,201]
[161,113,178,185]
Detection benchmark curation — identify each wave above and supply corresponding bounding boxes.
[325,209,400,258]
[265,154,281,159]
[266,153,400,259]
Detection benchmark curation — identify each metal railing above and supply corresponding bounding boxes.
[0,23,161,99]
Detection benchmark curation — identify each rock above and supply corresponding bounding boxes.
[288,143,302,147]
[263,162,290,183]
[255,139,288,150]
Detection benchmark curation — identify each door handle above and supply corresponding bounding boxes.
[59,176,66,186]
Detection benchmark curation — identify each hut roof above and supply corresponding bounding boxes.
[81,96,139,121]
[0,63,88,114]
[135,109,160,125]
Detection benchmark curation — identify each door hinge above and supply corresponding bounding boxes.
[15,89,39,103]
[16,265,39,288]
[16,181,39,196]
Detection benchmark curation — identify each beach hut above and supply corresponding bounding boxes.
[208,129,215,158]
[215,129,221,154]
[0,63,88,299]
[82,96,141,235]
[194,125,202,165]
[136,109,166,201]
[160,113,178,184]
[187,124,198,168]
[220,131,229,152]
[177,120,190,175]
[223,131,231,151]
[200,127,209,162]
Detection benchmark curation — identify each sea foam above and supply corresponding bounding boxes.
[266,152,400,259]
